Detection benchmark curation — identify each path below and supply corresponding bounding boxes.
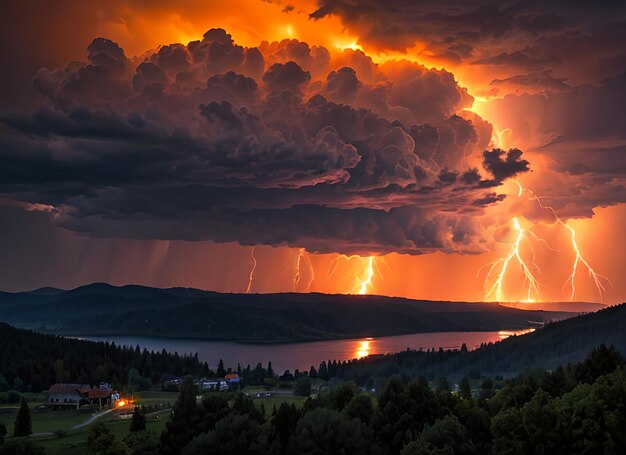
[29,405,169,438]
[30,409,115,438]
[71,407,116,430]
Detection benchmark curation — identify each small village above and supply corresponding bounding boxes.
[0,370,316,454]
[45,373,243,412]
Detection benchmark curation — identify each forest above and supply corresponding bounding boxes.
[145,345,626,454]
[0,323,208,394]
[5,344,618,455]
[314,302,626,385]
[2,302,625,395]
[1,305,626,453]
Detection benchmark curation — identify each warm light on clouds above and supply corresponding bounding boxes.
[0,0,623,305]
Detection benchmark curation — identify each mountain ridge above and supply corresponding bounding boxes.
[0,283,594,342]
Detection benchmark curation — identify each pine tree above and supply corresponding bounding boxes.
[129,405,146,432]
[459,376,472,400]
[319,361,328,380]
[217,359,226,377]
[436,377,450,393]
[0,422,7,446]
[159,377,200,455]
[0,374,9,392]
[13,397,32,437]
[267,361,274,377]
[87,422,128,455]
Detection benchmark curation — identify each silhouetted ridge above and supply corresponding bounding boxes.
[0,284,583,342]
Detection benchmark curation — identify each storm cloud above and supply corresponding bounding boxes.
[311,0,626,93]
[309,0,625,219]
[0,29,529,255]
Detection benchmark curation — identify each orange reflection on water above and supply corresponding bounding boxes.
[355,338,373,359]
[498,328,536,340]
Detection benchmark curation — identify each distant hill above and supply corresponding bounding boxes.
[501,301,605,313]
[0,283,578,342]
[335,303,626,383]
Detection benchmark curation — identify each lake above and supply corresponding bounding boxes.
[85,329,532,374]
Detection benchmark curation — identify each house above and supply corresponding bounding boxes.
[225,373,240,384]
[47,383,117,409]
[200,379,220,391]
[225,373,240,388]
[47,384,82,409]
[199,378,229,391]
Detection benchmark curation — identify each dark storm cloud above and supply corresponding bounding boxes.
[490,71,570,92]
[488,72,626,150]
[481,149,529,185]
[485,70,626,216]
[472,193,506,207]
[311,0,626,91]
[0,29,529,255]
[472,51,559,70]
[301,0,626,219]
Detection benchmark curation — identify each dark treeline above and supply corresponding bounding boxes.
[311,303,626,387]
[0,323,209,393]
[152,344,626,454]
[200,304,626,391]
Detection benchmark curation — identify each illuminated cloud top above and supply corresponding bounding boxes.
[306,0,626,221]
[312,0,626,91]
[0,29,530,255]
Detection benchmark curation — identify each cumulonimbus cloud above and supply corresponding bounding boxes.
[311,0,626,93]
[0,29,530,255]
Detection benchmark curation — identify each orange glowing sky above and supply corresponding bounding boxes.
[0,0,624,305]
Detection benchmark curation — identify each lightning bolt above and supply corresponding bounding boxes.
[481,181,610,303]
[480,217,541,302]
[329,255,376,295]
[293,248,304,290]
[293,248,314,292]
[357,256,375,295]
[327,255,348,278]
[245,246,257,294]
[306,254,315,291]
[516,182,610,302]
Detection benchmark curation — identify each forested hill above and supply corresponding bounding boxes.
[331,302,626,384]
[0,283,579,342]
[0,322,208,392]
[1,303,624,393]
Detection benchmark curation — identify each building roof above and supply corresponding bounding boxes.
[225,373,239,380]
[48,384,86,395]
[48,383,113,399]
[85,389,112,399]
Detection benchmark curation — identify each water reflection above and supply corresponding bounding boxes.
[497,328,536,339]
[87,329,538,373]
[355,338,372,359]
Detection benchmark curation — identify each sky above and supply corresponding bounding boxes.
[0,0,624,304]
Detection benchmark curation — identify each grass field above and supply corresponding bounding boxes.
[1,390,176,455]
[2,388,311,453]
[132,390,179,406]
[34,410,171,455]
[240,386,310,416]
[0,402,88,435]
